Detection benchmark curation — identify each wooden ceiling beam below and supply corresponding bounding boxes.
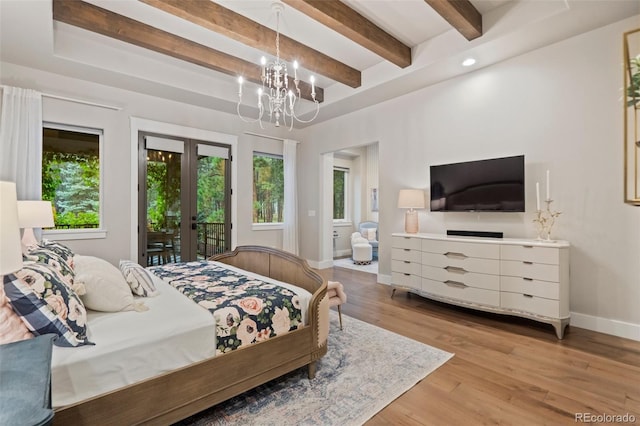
[424,0,482,41]
[282,0,411,69]
[51,0,323,103]
[140,0,361,88]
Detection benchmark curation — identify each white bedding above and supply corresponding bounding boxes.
[51,262,312,408]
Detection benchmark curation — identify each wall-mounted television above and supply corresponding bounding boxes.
[430,155,525,212]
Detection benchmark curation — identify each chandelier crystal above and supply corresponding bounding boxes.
[237,3,319,130]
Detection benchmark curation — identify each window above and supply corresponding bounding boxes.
[253,152,284,224]
[333,168,348,220]
[42,124,102,230]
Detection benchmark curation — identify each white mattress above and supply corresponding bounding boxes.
[51,262,313,408]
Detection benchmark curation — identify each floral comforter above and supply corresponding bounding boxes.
[148,261,303,355]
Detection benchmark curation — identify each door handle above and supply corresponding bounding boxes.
[191,223,197,230]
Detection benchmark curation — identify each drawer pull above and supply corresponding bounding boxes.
[404,273,410,276]
[522,245,534,248]
[444,266,467,274]
[523,294,534,298]
[523,277,533,281]
[403,248,410,251]
[523,261,533,265]
[444,251,468,260]
[404,261,410,264]
[444,280,467,289]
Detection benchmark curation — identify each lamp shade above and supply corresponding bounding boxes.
[397,189,425,209]
[0,182,24,275]
[17,201,54,228]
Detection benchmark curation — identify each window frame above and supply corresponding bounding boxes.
[252,151,285,228]
[42,122,106,241]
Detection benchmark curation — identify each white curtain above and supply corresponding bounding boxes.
[0,86,43,200]
[282,139,298,255]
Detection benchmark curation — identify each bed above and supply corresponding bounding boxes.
[51,245,329,425]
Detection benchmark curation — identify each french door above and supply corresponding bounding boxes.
[138,132,231,266]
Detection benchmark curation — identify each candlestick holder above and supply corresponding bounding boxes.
[533,199,562,241]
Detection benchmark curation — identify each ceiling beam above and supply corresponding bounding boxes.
[282,0,411,69]
[51,0,323,103]
[424,0,482,41]
[140,0,361,88]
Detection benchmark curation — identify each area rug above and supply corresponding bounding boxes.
[175,311,453,426]
[333,257,378,275]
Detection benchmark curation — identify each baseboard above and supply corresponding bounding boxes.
[570,312,640,341]
[307,259,334,270]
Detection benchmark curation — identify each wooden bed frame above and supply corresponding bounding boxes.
[53,246,328,425]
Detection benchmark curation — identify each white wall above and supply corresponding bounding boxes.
[297,16,640,338]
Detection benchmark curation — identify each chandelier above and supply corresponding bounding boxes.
[236,3,320,130]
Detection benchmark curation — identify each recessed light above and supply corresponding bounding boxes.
[462,58,476,67]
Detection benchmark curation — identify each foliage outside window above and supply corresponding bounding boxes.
[197,154,227,223]
[253,152,284,224]
[334,168,348,220]
[146,149,181,231]
[42,126,101,229]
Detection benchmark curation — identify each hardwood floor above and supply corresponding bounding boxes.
[316,266,640,426]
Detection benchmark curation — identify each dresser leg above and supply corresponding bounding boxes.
[552,319,570,339]
[391,287,396,298]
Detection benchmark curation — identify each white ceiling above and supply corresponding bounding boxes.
[1,0,639,128]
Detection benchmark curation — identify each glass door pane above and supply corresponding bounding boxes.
[195,148,230,259]
[144,148,182,266]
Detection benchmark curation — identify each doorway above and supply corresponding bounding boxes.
[138,133,232,266]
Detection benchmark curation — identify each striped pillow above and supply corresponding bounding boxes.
[119,260,159,297]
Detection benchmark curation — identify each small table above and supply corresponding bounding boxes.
[0,334,55,426]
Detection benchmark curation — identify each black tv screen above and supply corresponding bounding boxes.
[430,155,525,212]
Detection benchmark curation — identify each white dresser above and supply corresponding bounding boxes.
[391,233,570,338]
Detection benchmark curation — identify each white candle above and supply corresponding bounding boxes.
[310,75,315,96]
[237,76,243,97]
[293,60,298,80]
[536,182,540,211]
[546,170,550,201]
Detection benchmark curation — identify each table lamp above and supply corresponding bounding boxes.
[17,200,54,250]
[0,181,24,276]
[398,189,425,234]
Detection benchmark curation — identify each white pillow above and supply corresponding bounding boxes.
[74,255,147,312]
[366,228,377,242]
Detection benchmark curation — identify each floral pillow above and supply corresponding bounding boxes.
[24,247,75,287]
[0,282,33,345]
[4,262,92,347]
[119,260,159,297]
[36,239,74,263]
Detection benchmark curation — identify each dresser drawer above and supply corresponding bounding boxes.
[392,272,421,291]
[392,236,422,250]
[422,252,499,275]
[391,247,421,262]
[501,292,561,318]
[422,239,499,260]
[392,259,421,275]
[422,265,500,291]
[501,260,559,282]
[500,276,559,300]
[422,278,500,307]
[500,245,560,265]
